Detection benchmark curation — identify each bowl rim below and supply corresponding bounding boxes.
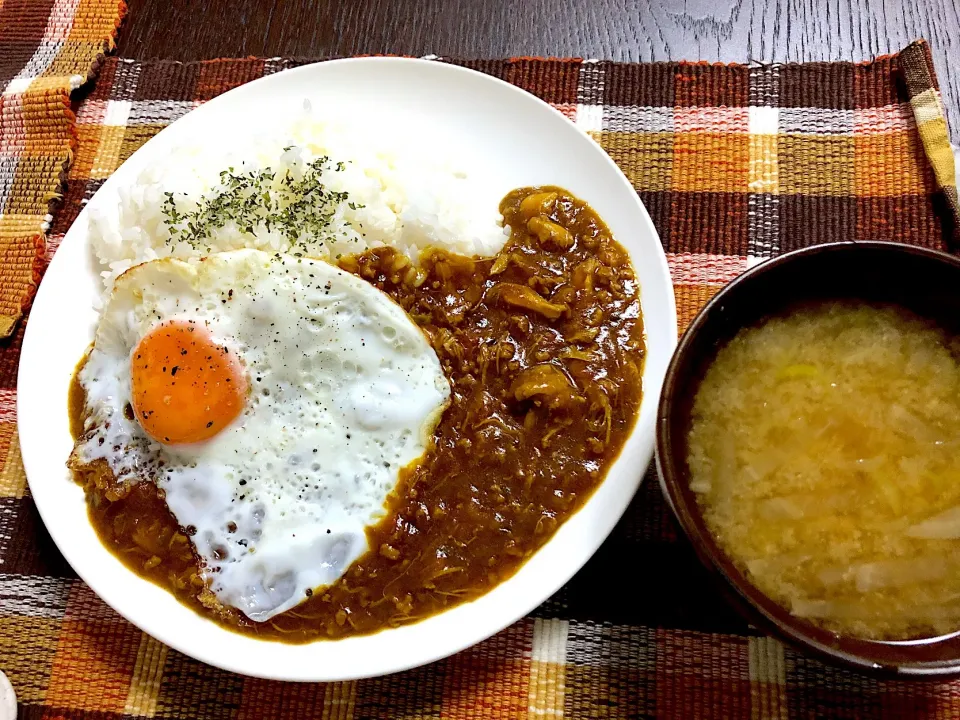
[656,240,960,677]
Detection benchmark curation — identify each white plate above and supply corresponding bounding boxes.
[18,57,677,681]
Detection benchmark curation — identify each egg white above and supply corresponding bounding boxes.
[75,249,449,621]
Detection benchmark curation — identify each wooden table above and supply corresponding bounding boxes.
[120,0,960,141]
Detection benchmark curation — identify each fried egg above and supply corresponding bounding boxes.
[74,249,449,621]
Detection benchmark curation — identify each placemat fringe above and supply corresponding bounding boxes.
[0,0,126,335]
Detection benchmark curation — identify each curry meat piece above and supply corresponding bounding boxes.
[70,186,645,642]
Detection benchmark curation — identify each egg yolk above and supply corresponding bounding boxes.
[131,320,247,444]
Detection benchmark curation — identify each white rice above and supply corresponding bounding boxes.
[89,111,509,295]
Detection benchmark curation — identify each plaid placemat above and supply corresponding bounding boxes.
[3,41,960,719]
[0,0,125,338]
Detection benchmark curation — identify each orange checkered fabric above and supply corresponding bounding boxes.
[4,41,960,719]
[0,0,125,337]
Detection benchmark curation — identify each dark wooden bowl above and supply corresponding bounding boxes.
[656,240,960,677]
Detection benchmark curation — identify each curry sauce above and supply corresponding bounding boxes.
[69,187,645,641]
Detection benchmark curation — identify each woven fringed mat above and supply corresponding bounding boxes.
[0,0,125,337]
[3,40,960,719]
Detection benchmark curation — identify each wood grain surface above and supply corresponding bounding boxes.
[120,0,960,140]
